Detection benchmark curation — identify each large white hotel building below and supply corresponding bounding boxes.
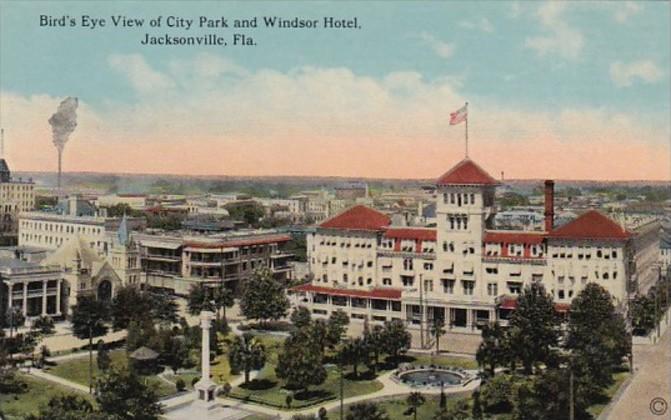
[292,158,659,334]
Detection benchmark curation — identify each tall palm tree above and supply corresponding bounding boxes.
[406,391,426,420]
[431,318,446,354]
[228,332,266,384]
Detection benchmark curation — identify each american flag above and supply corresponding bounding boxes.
[449,103,468,125]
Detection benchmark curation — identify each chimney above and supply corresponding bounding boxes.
[544,180,555,232]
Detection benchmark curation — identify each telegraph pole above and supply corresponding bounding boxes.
[419,273,425,348]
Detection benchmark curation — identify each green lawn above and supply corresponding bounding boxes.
[403,353,479,370]
[45,350,176,398]
[331,394,472,420]
[0,374,93,420]
[229,334,382,409]
[587,371,630,418]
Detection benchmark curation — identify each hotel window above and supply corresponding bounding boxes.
[358,277,364,286]
[487,283,498,296]
[442,279,455,294]
[486,267,498,274]
[403,258,413,270]
[401,276,414,287]
[343,274,348,282]
[424,280,433,292]
[443,193,448,204]
[450,193,455,204]
[322,274,327,282]
[443,242,448,252]
[382,278,392,286]
[612,250,618,258]
[558,290,565,299]
[507,282,522,294]
[424,262,433,270]
[462,280,475,295]
[596,249,602,258]
[367,278,373,285]
[449,216,455,230]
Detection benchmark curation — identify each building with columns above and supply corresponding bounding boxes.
[292,158,660,335]
[0,257,63,318]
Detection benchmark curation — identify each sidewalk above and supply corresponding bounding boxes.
[28,368,91,394]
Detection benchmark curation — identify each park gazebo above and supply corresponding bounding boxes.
[129,346,159,374]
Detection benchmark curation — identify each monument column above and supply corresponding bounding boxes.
[194,310,217,406]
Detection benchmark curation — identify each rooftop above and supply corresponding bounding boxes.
[319,205,391,231]
[548,210,632,241]
[436,158,499,186]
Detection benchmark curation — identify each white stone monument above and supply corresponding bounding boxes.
[194,310,217,406]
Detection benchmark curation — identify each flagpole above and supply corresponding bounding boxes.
[464,102,469,158]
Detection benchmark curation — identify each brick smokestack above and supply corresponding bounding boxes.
[544,180,555,232]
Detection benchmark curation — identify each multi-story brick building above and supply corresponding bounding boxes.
[135,231,294,295]
[293,158,659,334]
[0,158,35,243]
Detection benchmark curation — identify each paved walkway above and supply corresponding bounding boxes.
[28,368,91,394]
[211,370,480,420]
[603,327,670,420]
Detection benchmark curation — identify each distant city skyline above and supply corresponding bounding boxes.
[0,1,669,181]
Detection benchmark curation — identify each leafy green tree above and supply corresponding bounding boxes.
[406,391,426,420]
[225,202,265,226]
[476,322,507,377]
[430,318,446,354]
[71,295,110,393]
[382,319,411,361]
[291,306,313,329]
[629,293,656,335]
[341,337,369,378]
[346,402,388,420]
[240,268,290,325]
[276,329,327,393]
[363,324,384,374]
[150,290,179,325]
[434,399,470,420]
[566,283,631,394]
[326,310,350,350]
[187,283,216,315]
[508,282,559,374]
[110,286,152,331]
[96,340,111,372]
[310,319,329,354]
[95,367,163,420]
[32,315,55,335]
[526,368,590,420]
[213,285,235,322]
[479,373,516,414]
[472,389,484,419]
[229,333,266,384]
[25,395,105,420]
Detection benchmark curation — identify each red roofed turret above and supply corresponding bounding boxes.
[319,205,391,231]
[436,158,499,186]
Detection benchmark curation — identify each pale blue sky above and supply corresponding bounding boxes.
[0,1,669,179]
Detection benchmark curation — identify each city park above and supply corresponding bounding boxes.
[1,266,669,420]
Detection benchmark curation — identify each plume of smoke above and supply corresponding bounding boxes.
[49,97,79,152]
[49,97,78,190]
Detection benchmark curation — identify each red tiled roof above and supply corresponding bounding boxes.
[497,295,570,313]
[436,158,499,186]
[291,284,402,300]
[484,231,546,245]
[548,210,632,241]
[184,234,291,249]
[384,228,437,241]
[319,205,391,231]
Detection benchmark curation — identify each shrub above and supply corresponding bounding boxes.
[191,377,199,387]
[175,378,186,392]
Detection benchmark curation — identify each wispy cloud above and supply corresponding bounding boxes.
[459,17,494,33]
[614,2,642,23]
[108,54,175,94]
[610,60,664,87]
[525,2,584,60]
[417,32,455,59]
[1,55,668,180]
